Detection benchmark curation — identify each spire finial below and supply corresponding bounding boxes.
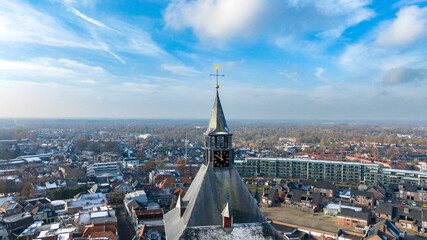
[206,65,229,134]
[210,64,224,90]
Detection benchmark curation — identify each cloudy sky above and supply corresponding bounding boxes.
[1,0,427,121]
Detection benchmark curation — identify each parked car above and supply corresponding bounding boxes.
[423,203,427,208]
[412,202,417,207]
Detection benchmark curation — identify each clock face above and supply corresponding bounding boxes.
[213,150,230,167]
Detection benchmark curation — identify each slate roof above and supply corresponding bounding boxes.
[337,208,371,221]
[27,198,51,206]
[263,188,278,201]
[286,190,321,204]
[367,219,400,240]
[399,183,427,192]
[0,200,21,211]
[388,183,399,194]
[163,90,283,240]
[205,91,229,134]
[376,203,424,227]
[158,177,191,189]
[351,190,373,198]
[163,163,283,240]
[300,180,335,190]
[376,203,396,217]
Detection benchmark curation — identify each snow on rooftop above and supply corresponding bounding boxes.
[91,211,108,219]
[325,203,362,212]
[45,182,57,189]
[51,200,66,206]
[24,157,42,162]
[58,233,70,240]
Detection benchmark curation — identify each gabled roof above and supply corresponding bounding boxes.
[337,208,371,221]
[83,225,117,237]
[0,200,21,211]
[89,231,116,240]
[205,91,229,134]
[127,200,141,211]
[351,190,374,198]
[286,190,321,204]
[376,203,396,217]
[301,180,335,190]
[158,177,191,189]
[369,219,400,239]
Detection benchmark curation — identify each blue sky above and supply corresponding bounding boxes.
[1,0,427,121]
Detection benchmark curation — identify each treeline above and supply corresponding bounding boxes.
[52,185,88,200]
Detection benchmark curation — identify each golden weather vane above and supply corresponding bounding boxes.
[209,64,224,89]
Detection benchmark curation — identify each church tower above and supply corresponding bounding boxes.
[203,89,233,167]
[163,66,284,240]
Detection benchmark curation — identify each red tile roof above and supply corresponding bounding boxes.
[158,177,191,189]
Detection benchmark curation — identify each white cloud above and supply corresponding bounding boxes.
[0,0,166,62]
[382,67,427,85]
[0,0,98,49]
[62,0,97,8]
[164,0,374,45]
[339,43,421,72]
[315,67,326,81]
[164,0,265,42]
[161,63,200,76]
[78,79,97,85]
[0,57,107,84]
[122,82,160,93]
[68,7,111,30]
[376,6,427,47]
[314,0,375,37]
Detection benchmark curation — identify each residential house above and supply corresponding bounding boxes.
[261,188,280,207]
[389,183,427,203]
[32,206,57,224]
[284,190,322,211]
[376,203,426,233]
[88,183,111,194]
[337,208,372,227]
[365,219,404,240]
[0,200,23,217]
[1,212,34,233]
[130,208,164,233]
[350,190,375,207]
[145,188,175,208]
[134,225,163,240]
[302,180,337,199]
[157,177,191,189]
[115,183,133,192]
[122,157,140,169]
[65,193,108,214]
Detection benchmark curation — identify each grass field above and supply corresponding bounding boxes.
[246,184,271,192]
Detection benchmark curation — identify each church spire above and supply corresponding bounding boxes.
[206,65,229,134]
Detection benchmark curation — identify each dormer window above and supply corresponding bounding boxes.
[221,202,233,228]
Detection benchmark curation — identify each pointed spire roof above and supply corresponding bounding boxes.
[221,202,231,218]
[206,91,229,134]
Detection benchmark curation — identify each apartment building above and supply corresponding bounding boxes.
[235,158,427,185]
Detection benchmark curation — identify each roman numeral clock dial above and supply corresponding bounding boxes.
[214,150,230,167]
